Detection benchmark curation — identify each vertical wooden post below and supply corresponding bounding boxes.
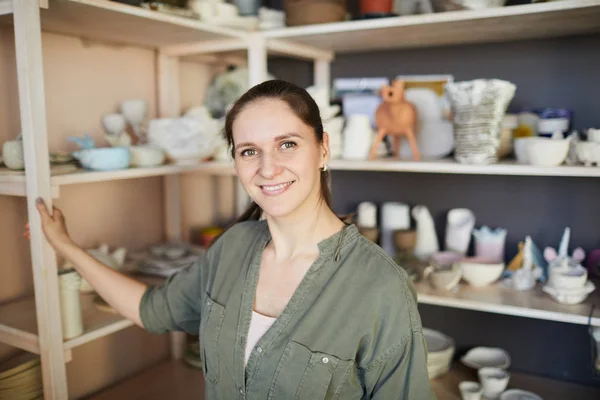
[314,58,331,103]
[235,33,269,216]
[156,52,186,359]
[13,1,68,398]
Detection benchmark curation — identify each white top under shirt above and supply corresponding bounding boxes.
[244,310,276,367]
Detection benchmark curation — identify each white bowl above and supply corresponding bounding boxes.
[462,0,507,10]
[575,141,600,167]
[543,281,595,305]
[513,137,534,164]
[129,145,165,168]
[459,381,483,400]
[478,367,510,399]
[460,258,505,287]
[549,265,588,290]
[461,347,511,369]
[526,137,570,166]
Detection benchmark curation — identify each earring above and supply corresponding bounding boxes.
[321,164,328,172]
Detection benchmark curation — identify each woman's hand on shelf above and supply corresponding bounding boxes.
[24,198,77,255]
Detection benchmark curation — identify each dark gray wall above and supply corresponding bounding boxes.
[269,33,600,389]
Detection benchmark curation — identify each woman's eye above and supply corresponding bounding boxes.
[280,141,296,150]
[240,148,257,157]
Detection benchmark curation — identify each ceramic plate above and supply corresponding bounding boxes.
[423,328,454,353]
[460,347,511,369]
[500,389,543,400]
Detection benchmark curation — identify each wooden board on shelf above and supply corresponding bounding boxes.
[0,293,137,354]
[415,280,600,327]
[329,158,600,177]
[263,0,600,53]
[0,0,243,49]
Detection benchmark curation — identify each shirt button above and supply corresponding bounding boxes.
[256,346,263,353]
[206,300,211,306]
[239,388,244,395]
[322,357,329,364]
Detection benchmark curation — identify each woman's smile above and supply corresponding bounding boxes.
[259,180,295,196]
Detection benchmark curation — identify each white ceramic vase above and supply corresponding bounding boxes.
[473,226,507,262]
[342,115,373,160]
[412,205,439,261]
[445,208,475,255]
[381,202,410,256]
[357,201,377,229]
[58,269,83,340]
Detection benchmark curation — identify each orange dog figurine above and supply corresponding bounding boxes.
[369,80,421,161]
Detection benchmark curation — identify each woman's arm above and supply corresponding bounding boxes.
[29,199,147,327]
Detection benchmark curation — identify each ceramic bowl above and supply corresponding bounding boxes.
[543,281,595,305]
[2,140,25,170]
[461,347,511,369]
[426,264,462,291]
[129,145,165,167]
[462,0,507,9]
[513,137,533,164]
[575,141,600,167]
[430,251,462,268]
[478,367,510,399]
[459,258,505,287]
[73,147,130,171]
[500,389,542,400]
[526,137,570,166]
[459,381,483,400]
[549,265,588,290]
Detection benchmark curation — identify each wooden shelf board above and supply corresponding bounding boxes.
[415,280,600,327]
[264,0,600,53]
[431,362,600,400]
[0,293,137,354]
[0,0,243,49]
[88,358,600,400]
[329,158,600,177]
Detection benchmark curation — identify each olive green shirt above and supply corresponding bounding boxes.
[140,220,435,399]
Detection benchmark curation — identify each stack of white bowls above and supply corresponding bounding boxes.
[0,353,43,399]
[424,328,455,379]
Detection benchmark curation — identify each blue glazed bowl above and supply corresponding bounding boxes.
[73,147,130,171]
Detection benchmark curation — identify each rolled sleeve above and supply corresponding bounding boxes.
[139,252,209,335]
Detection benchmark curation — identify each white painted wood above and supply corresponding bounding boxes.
[63,319,134,350]
[13,1,67,398]
[266,39,334,61]
[328,159,600,177]
[313,58,331,102]
[414,281,600,327]
[0,0,12,16]
[0,324,40,354]
[161,38,247,56]
[21,0,242,49]
[262,0,600,53]
[247,32,268,86]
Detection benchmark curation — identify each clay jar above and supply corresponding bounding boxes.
[393,229,417,253]
[360,0,393,16]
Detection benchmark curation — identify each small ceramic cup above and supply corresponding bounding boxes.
[478,367,509,399]
[2,140,25,170]
[459,381,482,400]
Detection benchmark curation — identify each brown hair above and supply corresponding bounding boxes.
[224,79,334,224]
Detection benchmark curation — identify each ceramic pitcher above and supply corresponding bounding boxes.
[412,205,439,261]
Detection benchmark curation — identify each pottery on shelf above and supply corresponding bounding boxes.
[120,99,148,141]
[461,347,511,370]
[472,226,506,263]
[526,135,571,167]
[423,263,462,291]
[380,202,410,256]
[412,205,439,261]
[575,141,600,167]
[343,114,373,160]
[459,381,483,400]
[2,136,25,170]
[445,208,475,255]
[393,229,417,254]
[478,367,510,400]
[357,201,377,229]
[423,328,454,379]
[506,236,543,291]
[63,244,127,293]
[102,113,127,137]
[58,268,83,340]
[500,389,543,400]
[429,251,462,268]
[73,147,130,171]
[129,145,165,168]
[459,257,505,288]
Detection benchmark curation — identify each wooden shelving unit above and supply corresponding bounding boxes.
[415,281,600,327]
[1,0,599,398]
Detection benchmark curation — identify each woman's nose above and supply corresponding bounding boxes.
[259,154,283,179]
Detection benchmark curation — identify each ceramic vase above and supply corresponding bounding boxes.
[412,205,439,261]
[357,201,377,229]
[2,139,25,170]
[445,208,475,255]
[381,202,410,256]
[473,226,507,263]
[343,115,373,160]
[58,269,83,340]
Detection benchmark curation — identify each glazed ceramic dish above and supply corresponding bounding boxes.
[461,347,511,369]
[500,389,543,400]
[423,328,455,379]
[460,258,505,287]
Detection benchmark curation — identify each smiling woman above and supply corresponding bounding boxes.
[31,80,435,400]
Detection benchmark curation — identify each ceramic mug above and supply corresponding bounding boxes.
[2,140,25,170]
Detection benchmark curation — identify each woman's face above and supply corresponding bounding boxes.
[232,99,329,219]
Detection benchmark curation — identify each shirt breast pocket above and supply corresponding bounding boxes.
[200,294,226,385]
[268,340,349,400]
